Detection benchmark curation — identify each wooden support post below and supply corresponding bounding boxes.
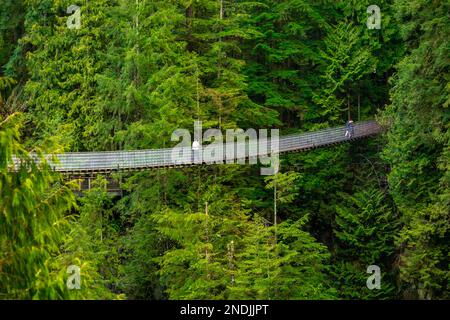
[358,94,361,122]
[347,95,351,120]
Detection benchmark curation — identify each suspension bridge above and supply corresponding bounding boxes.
[12,120,382,192]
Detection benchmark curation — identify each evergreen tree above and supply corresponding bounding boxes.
[0,113,113,299]
[14,0,119,150]
[230,217,336,299]
[381,0,449,299]
[333,188,399,299]
[0,0,446,301]
[152,187,252,299]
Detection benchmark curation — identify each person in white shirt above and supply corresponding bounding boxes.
[192,140,200,150]
[192,140,200,163]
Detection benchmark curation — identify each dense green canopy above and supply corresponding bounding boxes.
[0,0,448,299]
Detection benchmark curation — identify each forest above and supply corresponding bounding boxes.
[0,0,448,300]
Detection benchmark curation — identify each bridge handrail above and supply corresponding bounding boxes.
[10,120,382,172]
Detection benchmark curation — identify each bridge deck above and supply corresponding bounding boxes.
[12,121,381,174]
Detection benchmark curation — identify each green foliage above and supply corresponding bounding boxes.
[64,176,123,299]
[0,113,73,299]
[265,171,302,206]
[0,0,24,70]
[0,113,114,299]
[229,217,336,299]
[17,0,119,150]
[332,188,399,299]
[314,22,376,122]
[1,0,446,301]
[380,0,449,299]
[120,205,166,300]
[149,207,335,299]
[95,0,199,150]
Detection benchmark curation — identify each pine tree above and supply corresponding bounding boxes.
[0,113,114,299]
[380,0,449,299]
[229,216,336,299]
[151,189,252,299]
[332,188,399,299]
[64,176,123,298]
[95,0,199,150]
[14,0,119,151]
[314,22,376,123]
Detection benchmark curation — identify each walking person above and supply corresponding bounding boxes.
[192,139,200,163]
[345,119,355,138]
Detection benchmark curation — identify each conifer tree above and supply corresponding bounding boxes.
[332,188,399,299]
[0,113,114,299]
[381,0,449,299]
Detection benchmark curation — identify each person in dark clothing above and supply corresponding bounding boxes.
[345,119,355,138]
